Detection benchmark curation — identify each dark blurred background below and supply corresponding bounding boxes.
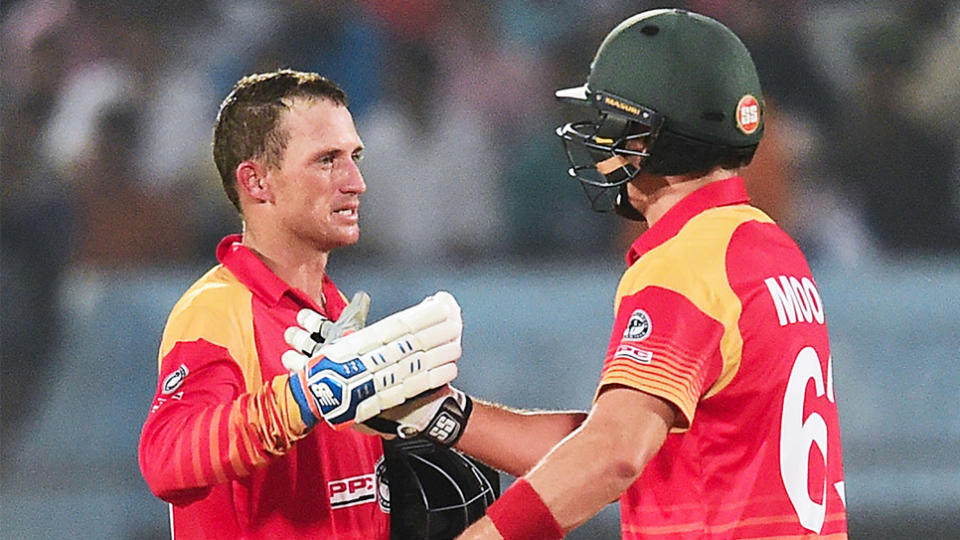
[2,1,958,538]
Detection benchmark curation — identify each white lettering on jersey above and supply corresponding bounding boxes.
[764,275,824,326]
[329,473,377,509]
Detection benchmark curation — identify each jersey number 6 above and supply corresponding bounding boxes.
[779,346,845,533]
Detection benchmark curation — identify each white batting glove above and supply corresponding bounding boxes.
[282,291,371,371]
[360,384,473,447]
[284,291,463,430]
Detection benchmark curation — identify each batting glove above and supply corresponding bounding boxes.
[282,291,371,371]
[284,291,463,431]
[361,384,473,447]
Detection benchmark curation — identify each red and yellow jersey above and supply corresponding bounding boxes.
[138,235,389,540]
[600,178,847,539]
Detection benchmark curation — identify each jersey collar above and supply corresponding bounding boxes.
[216,234,346,318]
[626,176,751,264]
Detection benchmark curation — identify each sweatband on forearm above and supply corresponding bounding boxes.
[486,477,564,540]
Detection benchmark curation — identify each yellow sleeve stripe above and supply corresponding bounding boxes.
[237,397,268,467]
[158,265,262,392]
[615,205,774,399]
[605,358,699,400]
[173,419,188,489]
[602,367,697,427]
[189,408,209,489]
[208,405,227,485]
[226,403,250,478]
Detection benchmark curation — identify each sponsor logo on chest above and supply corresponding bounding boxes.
[329,473,377,509]
[328,456,389,512]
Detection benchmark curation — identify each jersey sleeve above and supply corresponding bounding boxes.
[598,285,724,430]
[138,310,309,505]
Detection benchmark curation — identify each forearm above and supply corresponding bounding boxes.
[525,401,666,530]
[454,399,586,477]
[139,374,308,501]
[458,387,674,539]
[458,421,648,540]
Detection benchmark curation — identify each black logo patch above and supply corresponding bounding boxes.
[162,364,189,394]
[622,310,652,341]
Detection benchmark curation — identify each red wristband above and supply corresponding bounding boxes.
[486,477,564,540]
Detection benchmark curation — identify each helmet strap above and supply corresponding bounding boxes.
[614,183,646,222]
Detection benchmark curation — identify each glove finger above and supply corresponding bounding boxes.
[281,349,309,373]
[369,339,461,392]
[354,365,455,425]
[415,341,462,371]
[408,318,461,350]
[297,308,330,335]
[285,326,320,355]
[428,291,461,319]
[357,335,422,373]
[354,396,382,425]
[351,317,458,373]
[375,384,407,412]
[402,363,458,399]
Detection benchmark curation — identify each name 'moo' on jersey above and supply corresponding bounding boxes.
[599,178,847,539]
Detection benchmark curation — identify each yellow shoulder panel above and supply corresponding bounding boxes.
[158,265,262,393]
[615,205,773,398]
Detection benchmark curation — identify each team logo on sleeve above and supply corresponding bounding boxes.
[161,364,189,394]
[622,309,652,341]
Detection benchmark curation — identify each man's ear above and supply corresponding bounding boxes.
[236,160,274,204]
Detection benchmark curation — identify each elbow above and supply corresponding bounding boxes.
[139,453,210,505]
[588,422,661,488]
[606,451,648,486]
[138,440,176,501]
[139,429,209,505]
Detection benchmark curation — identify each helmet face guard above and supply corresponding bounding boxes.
[555,89,664,216]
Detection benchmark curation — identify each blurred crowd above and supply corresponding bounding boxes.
[3,0,960,439]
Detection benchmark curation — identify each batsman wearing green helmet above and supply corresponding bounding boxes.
[311,9,849,539]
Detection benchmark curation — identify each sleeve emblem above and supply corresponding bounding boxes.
[161,364,190,394]
[622,309,652,341]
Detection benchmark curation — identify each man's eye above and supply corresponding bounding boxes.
[351,151,364,163]
[319,155,335,166]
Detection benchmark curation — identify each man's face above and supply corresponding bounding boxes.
[265,98,366,252]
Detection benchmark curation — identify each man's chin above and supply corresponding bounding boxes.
[324,231,361,251]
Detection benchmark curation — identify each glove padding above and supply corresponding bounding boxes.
[361,384,473,447]
[285,291,462,430]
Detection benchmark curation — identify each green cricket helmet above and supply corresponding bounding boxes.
[555,9,764,219]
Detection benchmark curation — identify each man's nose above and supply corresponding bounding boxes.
[341,158,366,194]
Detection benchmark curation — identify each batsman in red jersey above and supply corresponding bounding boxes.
[349,9,848,540]
[138,70,466,539]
